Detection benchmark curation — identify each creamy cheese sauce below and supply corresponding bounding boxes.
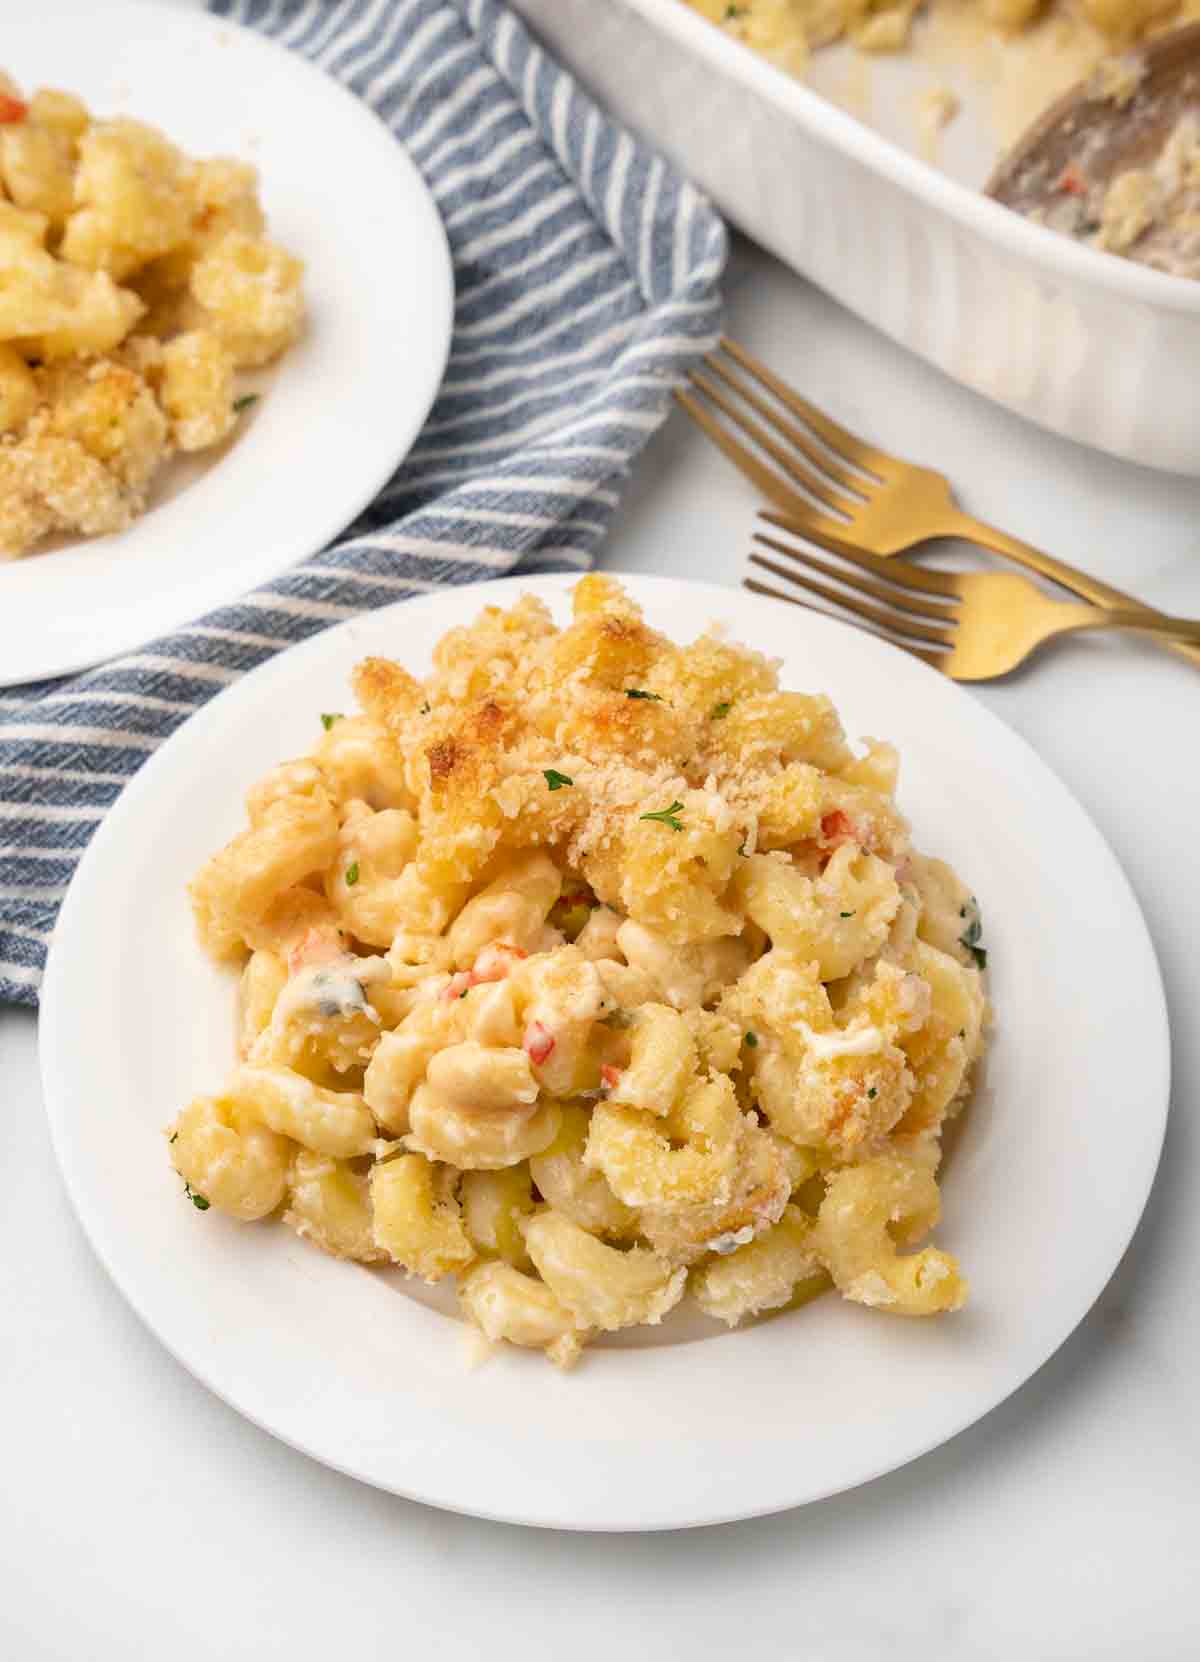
[797,1022,886,1061]
[707,1225,759,1256]
[272,957,389,1028]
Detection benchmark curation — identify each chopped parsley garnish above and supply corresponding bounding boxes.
[867,1087,878,1100]
[959,896,987,970]
[320,712,342,731]
[640,800,684,831]
[345,861,360,887]
[420,701,431,715]
[459,987,470,999]
[839,911,855,919]
[233,393,259,414]
[183,1181,210,1211]
[725,3,745,16]
[625,688,663,702]
[543,768,574,791]
[169,1131,178,1144]
[710,701,731,720]
[745,1031,758,1048]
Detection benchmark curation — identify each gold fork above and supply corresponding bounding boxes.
[748,526,1200,681]
[675,337,1200,670]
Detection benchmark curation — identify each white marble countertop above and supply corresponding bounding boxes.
[4,23,1200,1661]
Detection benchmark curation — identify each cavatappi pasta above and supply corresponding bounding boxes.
[169,577,989,1368]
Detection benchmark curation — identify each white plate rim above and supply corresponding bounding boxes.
[38,573,1171,1531]
[1,0,454,687]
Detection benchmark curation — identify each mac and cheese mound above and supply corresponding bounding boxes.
[170,577,989,1368]
[0,74,304,559]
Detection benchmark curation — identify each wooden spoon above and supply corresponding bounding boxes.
[987,22,1200,273]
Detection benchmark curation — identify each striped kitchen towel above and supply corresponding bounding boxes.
[0,0,726,1007]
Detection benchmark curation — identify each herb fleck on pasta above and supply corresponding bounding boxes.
[639,800,684,831]
[959,897,987,970]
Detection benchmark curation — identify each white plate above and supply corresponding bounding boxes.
[1,0,453,687]
[39,575,1170,1531]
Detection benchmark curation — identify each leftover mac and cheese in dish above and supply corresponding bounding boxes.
[684,0,1200,274]
[0,74,305,559]
[170,577,988,1368]
[685,0,1188,71]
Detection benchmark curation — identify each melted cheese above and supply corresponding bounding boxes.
[797,1022,885,1061]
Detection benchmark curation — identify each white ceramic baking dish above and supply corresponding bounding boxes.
[512,0,1200,475]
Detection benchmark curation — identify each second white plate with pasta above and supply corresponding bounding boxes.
[39,574,1169,1530]
[0,1,452,686]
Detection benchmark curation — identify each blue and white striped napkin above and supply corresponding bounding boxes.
[0,0,726,1006]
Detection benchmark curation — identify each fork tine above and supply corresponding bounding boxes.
[751,499,864,547]
[758,511,962,598]
[701,353,871,501]
[752,533,956,624]
[748,554,957,648]
[720,338,894,482]
[675,385,855,540]
[688,370,855,517]
[743,577,944,669]
[674,389,815,523]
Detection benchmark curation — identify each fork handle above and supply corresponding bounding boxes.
[1055,606,1200,644]
[944,509,1200,669]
